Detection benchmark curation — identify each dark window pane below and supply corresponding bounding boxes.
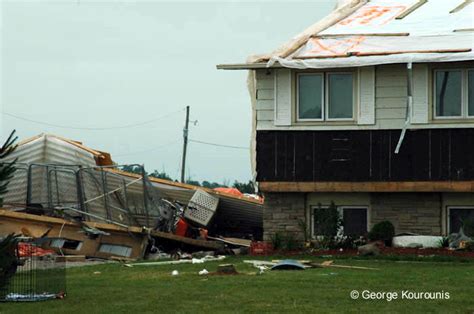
[342,208,367,236]
[313,207,339,237]
[449,208,474,237]
[469,70,474,116]
[435,70,462,117]
[298,74,323,119]
[328,73,353,119]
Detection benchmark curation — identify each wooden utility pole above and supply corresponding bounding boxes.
[180,106,190,183]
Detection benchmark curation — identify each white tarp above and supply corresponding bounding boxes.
[392,235,443,248]
[267,0,474,69]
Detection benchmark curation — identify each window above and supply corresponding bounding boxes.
[99,244,132,257]
[297,72,354,121]
[448,207,474,237]
[50,238,83,250]
[311,205,368,238]
[434,69,474,118]
[340,207,368,237]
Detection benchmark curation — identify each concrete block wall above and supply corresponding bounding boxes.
[262,192,306,242]
[370,193,442,235]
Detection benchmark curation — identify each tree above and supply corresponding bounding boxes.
[0,130,18,205]
[149,170,173,181]
[185,180,201,186]
[121,165,144,175]
[0,130,19,296]
[232,180,255,194]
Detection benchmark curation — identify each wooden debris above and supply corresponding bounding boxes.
[216,264,238,275]
[127,255,226,267]
[55,255,85,263]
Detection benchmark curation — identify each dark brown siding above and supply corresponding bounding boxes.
[256,129,474,182]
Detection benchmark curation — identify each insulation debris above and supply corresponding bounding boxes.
[0,134,262,261]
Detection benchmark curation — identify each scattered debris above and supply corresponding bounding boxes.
[126,255,226,267]
[55,255,86,263]
[271,259,306,271]
[216,264,238,275]
[245,259,378,271]
[448,227,472,249]
[308,260,379,271]
[0,133,263,262]
[198,269,209,276]
[358,242,381,256]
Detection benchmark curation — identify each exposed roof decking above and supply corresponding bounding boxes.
[218,0,474,70]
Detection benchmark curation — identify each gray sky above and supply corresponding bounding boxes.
[1,0,334,183]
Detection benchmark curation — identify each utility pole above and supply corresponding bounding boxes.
[180,106,190,183]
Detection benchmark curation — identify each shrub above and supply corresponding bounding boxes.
[270,232,284,250]
[368,221,395,246]
[283,233,300,251]
[313,201,341,238]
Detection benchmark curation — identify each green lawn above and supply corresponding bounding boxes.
[1,256,474,313]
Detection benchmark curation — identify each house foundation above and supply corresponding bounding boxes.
[263,192,474,242]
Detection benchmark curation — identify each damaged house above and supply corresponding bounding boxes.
[218,0,474,242]
[0,133,263,259]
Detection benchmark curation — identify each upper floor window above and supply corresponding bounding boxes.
[434,69,474,118]
[297,72,354,121]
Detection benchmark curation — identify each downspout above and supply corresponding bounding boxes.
[395,62,413,154]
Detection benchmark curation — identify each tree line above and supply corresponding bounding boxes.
[121,165,255,194]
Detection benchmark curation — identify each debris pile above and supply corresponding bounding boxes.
[0,134,263,261]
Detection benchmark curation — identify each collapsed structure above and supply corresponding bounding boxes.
[218,0,474,242]
[0,134,263,259]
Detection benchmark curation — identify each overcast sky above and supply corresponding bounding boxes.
[1,0,334,183]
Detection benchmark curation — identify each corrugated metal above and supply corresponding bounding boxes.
[2,134,264,239]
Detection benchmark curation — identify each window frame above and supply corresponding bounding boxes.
[296,73,325,122]
[337,206,369,236]
[447,206,474,234]
[296,71,355,122]
[433,68,473,119]
[325,72,355,121]
[468,69,474,118]
[310,205,369,239]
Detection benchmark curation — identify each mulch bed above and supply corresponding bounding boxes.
[252,247,474,258]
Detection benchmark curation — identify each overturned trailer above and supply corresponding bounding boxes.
[0,134,263,259]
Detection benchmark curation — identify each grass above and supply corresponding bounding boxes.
[1,256,474,313]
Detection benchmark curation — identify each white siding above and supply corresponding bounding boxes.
[255,70,274,127]
[358,66,375,125]
[375,64,407,129]
[254,63,474,131]
[274,69,292,126]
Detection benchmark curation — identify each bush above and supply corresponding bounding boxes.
[368,221,395,246]
[270,232,284,250]
[313,201,341,238]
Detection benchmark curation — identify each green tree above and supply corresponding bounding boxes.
[232,180,255,194]
[149,170,173,181]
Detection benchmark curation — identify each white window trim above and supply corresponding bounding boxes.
[468,69,474,118]
[433,68,473,119]
[446,206,474,234]
[325,72,355,121]
[296,73,324,122]
[310,205,369,239]
[296,71,355,122]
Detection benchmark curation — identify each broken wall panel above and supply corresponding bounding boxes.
[256,129,474,182]
[0,210,148,259]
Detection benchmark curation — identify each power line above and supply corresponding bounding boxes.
[113,140,179,157]
[189,139,249,150]
[3,108,185,130]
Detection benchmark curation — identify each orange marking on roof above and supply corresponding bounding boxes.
[338,5,407,27]
[305,36,366,56]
